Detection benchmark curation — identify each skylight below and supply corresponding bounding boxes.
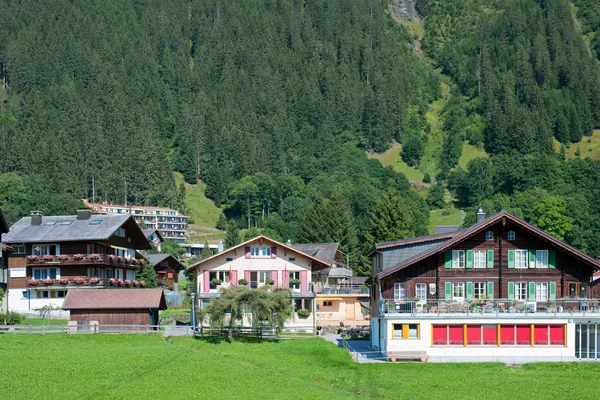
[44,221,57,226]
[60,221,73,225]
[90,220,102,225]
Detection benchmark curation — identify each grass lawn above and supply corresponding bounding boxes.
[367,142,425,183]
[458,142,488,169]
[0,335,599,399]
[18,318,68,326]
[159,309,191,317]
[553,130,600,160]
[429,208,464,234]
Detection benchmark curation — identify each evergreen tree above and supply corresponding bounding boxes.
[365,192,414,248]
[401,134,425,167]
[200,240,212,260]
[224,223,241,249]
[136,263,157,288]
[427,183,446,209]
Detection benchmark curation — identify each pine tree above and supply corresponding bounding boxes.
[365,192,414,248]
[427,183,446,209]
[200,240,212,260]
[224,223,241,249]
[136,263,157,288]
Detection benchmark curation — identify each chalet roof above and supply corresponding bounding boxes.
[339,276,369,284]
[0,209,8,234]
[61,289,166,310]
[377,210,600,279]
[145,253,185,272]
[3,214,151,249]
[435,225,461,234]
[290,243,339,266]
[367,231,458,257]
[143,229,164,243]
[186,235,331,272]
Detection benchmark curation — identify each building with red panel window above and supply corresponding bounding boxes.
[369,209,600,362]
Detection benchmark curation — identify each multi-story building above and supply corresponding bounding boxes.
[369,209,600,362]
[83,200,190,244]
[2,210,151,315]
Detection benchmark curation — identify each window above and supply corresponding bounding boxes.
[44,221,57,226]
[60,221,72,226]
[105,269,113,279]
[90,220,102,225]
[33,267,58,280]
[56,290,66,298]
[394,283,406,300]
[259,271,271,283]
[251,248,260,257]
[452,250,465,268]
[209,271,230,283]
[416,283,427,301]
[289,257,296,262]
[452,283,465,300]
[508,231,515,241]
[13,245,26,254]
[536,282,548,301]
[323,301,333,307]
[115,228,126,237]
[251,247,271,258]
[39,290,50,299]
[515,282,527,300]
[473,250,487,268]
[115,269,123,280]
[485,231,494,241]
[473,282,487,300]
[536,250,549,268]
[22,291,29,299]
[392,323,420,339]
[289,272,300,289]
[515,250,528,269]
[32,244,59,256]
[261,247,271,257]
[293,298,310,312]
[226,258,233,262]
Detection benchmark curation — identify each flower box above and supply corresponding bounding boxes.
[117,279,125,287]
[133,280,140,288]
[41,279,54,286]
[42,255,55,262]
[89,254,101,261]
[27,255,40,262]
[73,277,86,285]
[108,278,117,287]
[58,278,69,285]
[139,281,146,288]
[124,279,133,287]
[27,279,39,286]
[89,277,101,285]
[73,254,86,261]
[58,255,70,261]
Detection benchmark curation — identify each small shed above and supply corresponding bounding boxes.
[62,289,166,326]
[145,254,186,287]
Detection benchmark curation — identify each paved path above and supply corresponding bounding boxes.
[322,333,385,363]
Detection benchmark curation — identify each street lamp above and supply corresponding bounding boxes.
[190,291,197,336]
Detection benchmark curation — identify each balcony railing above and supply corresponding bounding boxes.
[26,278,147,288]
[378,299,600,317]
[314,283,370,295]
[26,254,144,268]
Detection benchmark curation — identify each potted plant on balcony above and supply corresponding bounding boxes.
[107,254,117,263]
[211,279,223,286]
[74,254,85,261]
[140,280,146,288]
[124,279,133,287]
[133,280,140,288]
[41,278,53,286]
[289,278,301,288]
[26,255,40,262]
[58,255,70,262]
[108,278,117,287]
[42,255,55,262]
[116,256,124,264]
[89,253,101,261]
[130,258,139,266]
[297,309,310,318]
[89,277,101,285]
[27,279,39,287]
[58,278,69,285]
[73,277,86,285]
[422,304,429,313]
[117,279,125,287]
[237,279,248,286]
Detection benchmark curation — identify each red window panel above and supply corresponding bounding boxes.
[167,273,173,279]
[516,325,530,345]
[534,325,549,345]
[549,325,564,345]
[432,325,447,345]
[467,325,482,345]
[501,325,515,345]
[448,325,463,345]
[482,324,497,345]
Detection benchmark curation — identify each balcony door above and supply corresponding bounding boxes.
[250,271,258,288]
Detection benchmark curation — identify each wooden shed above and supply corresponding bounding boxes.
[62,288,166,326]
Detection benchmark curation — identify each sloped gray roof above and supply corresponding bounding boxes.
[62,289,166,310]
[290,243,339,266]
[3,214,147,247]
[143,229,164,242]
[435,225,460,234]
[145,253,171,265]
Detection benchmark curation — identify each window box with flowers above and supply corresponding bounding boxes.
[27,279,39,287]
[116,256,124,264]
[42,255,55,262]
[265,279,275,285]
[140,281,146,288]
[89,277,102,285]
[74,254,86,261]
[289,279,301,289]
[58,278,69,285]
[117,279,125,287]
[124,279,133,287]
[27,255,40,263]
[89,254,101,261]
[41,278,54,286]
[211,279,223,286]
[73,277,86,285]
[58,255,70,262]
[139,259,146,266]
[133,280,140,288]
[108,278,117,287]
[107,254,117,263]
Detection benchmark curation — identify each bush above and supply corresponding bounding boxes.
[211,279,222,286]
[265,279,275,285]
[0,312,24,325]
[237,279,248,285]
[296,309,310,318]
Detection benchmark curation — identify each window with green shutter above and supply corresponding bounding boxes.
[508,250,515,268]
[466,250,473,268]
[549,282,556,300]
[549,249,556,268]
[466,282,473,300]
[528,249,536,268]
[528,282,536,301]
[444,282,451,300]
[487,250,494,268]
[487,282,494,300]
[508,282,515,299]
[444,250,452,269]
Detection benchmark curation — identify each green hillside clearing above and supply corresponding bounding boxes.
[429,208,464,234]
[366,142,425,183]
[458,142,488,169]
[554,130,600,160]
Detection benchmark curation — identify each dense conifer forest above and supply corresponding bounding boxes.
[0,0,599,272]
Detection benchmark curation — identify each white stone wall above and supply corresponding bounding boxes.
[7,288,69,317]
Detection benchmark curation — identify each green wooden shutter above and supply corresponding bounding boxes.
[444,250,452,269]
[508,282,515,299]
[529,249,536,268]
[549,282,556,300]
[466,250,473,268]
[487,282,494,300]
[487,250,494,268]
[528,282,536,301]
[549,249,556,268]
[444,282,452,300]
[508,250,515,268]
[466,282,473,300]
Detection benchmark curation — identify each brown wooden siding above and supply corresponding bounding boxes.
[69,309,153,325]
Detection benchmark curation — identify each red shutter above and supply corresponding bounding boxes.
[501,325,515,345]
[534,325,549,345]
[432,325,447,345]
[230,270,238,286]
[282,271,289,288]
[549,325,564,345]
[448,325,463,345]
[516,325,530,345]
[167,273,173,279]
[271,246,277,259]
[244,270,250,283]
[245,247,251,259]
[271,270,278,287]
[203,270,210,292]
[467,325,482,345]
[300,270,308,292]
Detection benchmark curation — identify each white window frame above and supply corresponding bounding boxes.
[473,250,487,268]
[515,282,527,300]
[32,244,60,256]
[452,282,465,301]
[415,283,427,301]
[515,250,528,269]
[259,271,271,283]
[452,250,465,268]
[251,247,271,258]
[289,271,300,289]
[473,282,487,300]
[536,282,548,301]
[261,247,271,257]
[209,271,230,283]
[394,283,406,301]
[32,267,60,280]
[508,231,515,241]
[13,245,26,254]
[486,231,494,241]
[536,250,549,269]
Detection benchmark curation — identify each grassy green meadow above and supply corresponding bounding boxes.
[428,208,464,234]
[0,335,598,399]
[367,143,425,183]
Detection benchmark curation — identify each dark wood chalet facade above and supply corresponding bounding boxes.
[145,253,185,287]
[2,210,151,313]
[0,209,9,292]
[370,210,600,317]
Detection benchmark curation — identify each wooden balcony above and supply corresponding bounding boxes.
[25,254,144,269]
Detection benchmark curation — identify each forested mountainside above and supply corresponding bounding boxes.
[1,0,600,273]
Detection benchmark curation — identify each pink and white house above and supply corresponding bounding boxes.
[187,235,330,326]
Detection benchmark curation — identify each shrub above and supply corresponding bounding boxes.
[211,279,222,286]
[0,312,24,325]
[265,279,275,285]
[297,309,310,318]
[289,279,301,285]
[237,279,248,285]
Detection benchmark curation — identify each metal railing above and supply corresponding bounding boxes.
[314,283,370,295]
[378,298,600,317]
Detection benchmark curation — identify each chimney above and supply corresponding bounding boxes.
[217,240,224,253]
[77,210,92,220]
[476,208,486,224]
[286,239,292,246]
[31,211,43,226]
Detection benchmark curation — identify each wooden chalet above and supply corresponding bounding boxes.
[145,253,185,287]
[369,209,600,362]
